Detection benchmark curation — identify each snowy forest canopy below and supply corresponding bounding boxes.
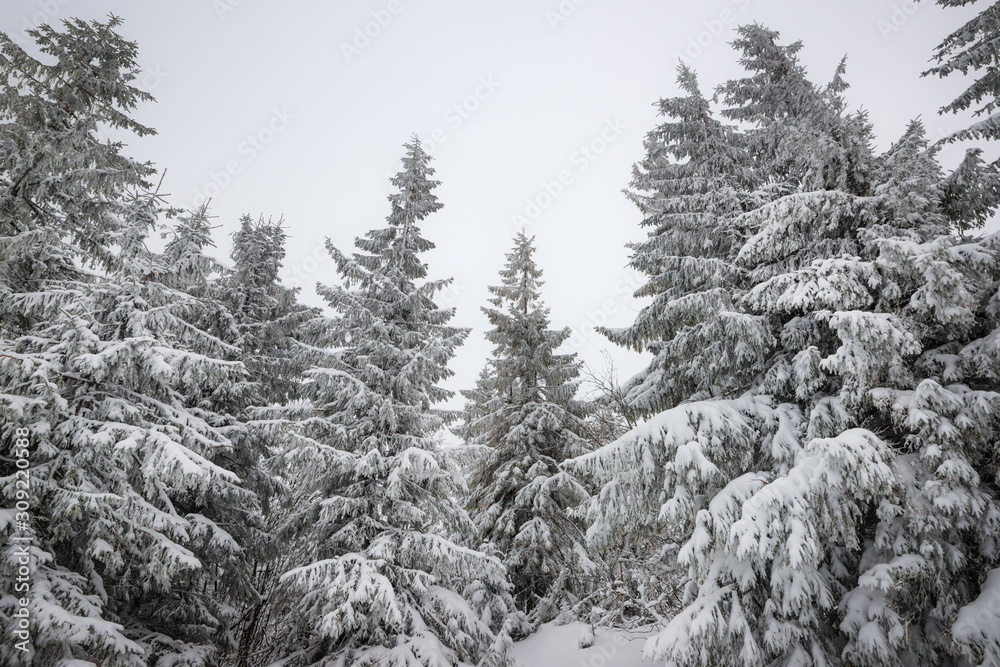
[2,4,1000,667]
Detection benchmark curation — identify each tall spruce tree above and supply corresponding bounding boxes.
[273,138,515,667]
[572,25,1000,666]
[159,206,307,667]
[143,207,271,667]
[468,231,593,625]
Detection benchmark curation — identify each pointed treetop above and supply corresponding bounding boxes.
[347,136,442,283]
[825,54,851,101]
[230,213,288,288]
[388,134,442,227]
[488,231,544,315]
[719,23,826,125]
[161,203,224,286]
[878,119,942,187]
[674,61,701,96]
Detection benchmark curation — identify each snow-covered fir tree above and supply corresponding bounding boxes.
[467,231,593,626]
[925,0,1000,144]
[570,25,1000,666]
[602,61,764,414]
[576,61,761,632]
[158,206,303,667]
[924,3,1000,662]
[220,214,317,404]
[147,207,277,667]
[0,17,268,666]
[272,138,516,667]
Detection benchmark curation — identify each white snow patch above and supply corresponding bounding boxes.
[513,622,653,667]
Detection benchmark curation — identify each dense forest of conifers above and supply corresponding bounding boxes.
[3,4,1000,666]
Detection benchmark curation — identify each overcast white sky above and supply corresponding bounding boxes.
[2,0,992,405]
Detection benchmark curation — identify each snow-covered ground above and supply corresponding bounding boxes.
[512,622,655,667]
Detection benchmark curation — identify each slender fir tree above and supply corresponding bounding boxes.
[212,214,320,667]
[467,231,593,625]
[273,138,516,667]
